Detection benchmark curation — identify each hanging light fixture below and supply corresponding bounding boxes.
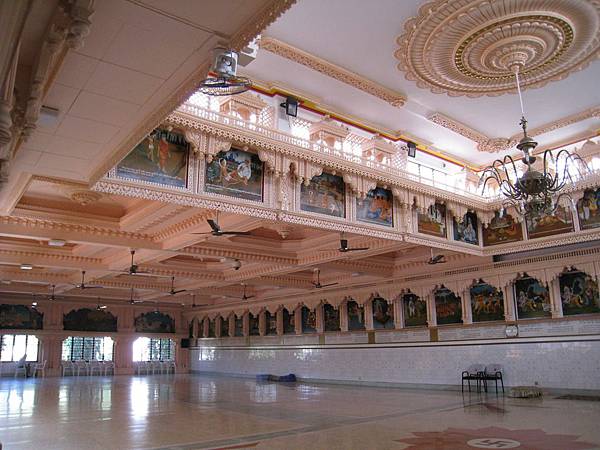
[479,68,588,220]
[197,47,252,96]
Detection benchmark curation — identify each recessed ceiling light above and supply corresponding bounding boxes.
[48,239,66,247]
[20,264,33,270]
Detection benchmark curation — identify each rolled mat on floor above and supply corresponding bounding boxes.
[256,374,296,382]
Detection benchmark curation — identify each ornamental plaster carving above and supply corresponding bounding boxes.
[429,107,600,153]
[259,37,406,107]
[167,112,489,210]
[62,188,103,206]
[206,136,232,162]
[395,0,600,97]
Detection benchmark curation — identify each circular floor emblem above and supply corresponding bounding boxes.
[467,438,521,449]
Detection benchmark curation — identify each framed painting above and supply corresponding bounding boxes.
[301,306,317,333]
[453,211,479,245]
[249,313,260,336]
[65,308,117,332]
[469,279,505,322]
[577,187,600,230]
[205,147,264,201]
[0,304,43,330]
[434,285,462,325]
[323,304,340,332]
[300,172,345,217]
[266,311,277,335]
[116,127,189,188]
[356,187,393,227]
[372,296,394,329]
[283,308,295,334]
[483,211,523,246]
[347,300,365,331]
[402,290,427,327]
[134,311,175,333]
[558,267,600,316]
[234,316,244,337]
[418,203,447,238]
[526,205,573,239]
[514,273,551,319]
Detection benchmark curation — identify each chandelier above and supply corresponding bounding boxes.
[479,70,588,220]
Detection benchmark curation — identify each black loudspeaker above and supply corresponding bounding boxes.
[407,141,417,158]
[180,338,190,348]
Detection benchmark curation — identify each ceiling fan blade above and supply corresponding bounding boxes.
[344,247,369,252]
[206,219,220,233]
[244,295,255,299]
[171,289,187,295]
[190,232,213,235]
[84,285,105,289]
[218,231,251,235]
[320,282,338,287]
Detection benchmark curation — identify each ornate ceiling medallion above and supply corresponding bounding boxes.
[395,0,600,97]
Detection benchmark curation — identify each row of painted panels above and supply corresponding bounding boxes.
[0,306,175,333]
[112,127,600,245]
[197,269,600,338]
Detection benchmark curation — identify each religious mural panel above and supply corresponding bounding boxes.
[402,290,427,327]
[417,203,447,238]
[514,273,552,319]
[282,308,295,335]
[301,306,317,333]
[323,304,340,332]
[559,267,600,316]
[205,147,264,201]
[577,187,600,230]
[116,127,189,188]
[356,187,393,227]
[134,311,175,333]
[0,304,43,330]
[249,313,260,336]
[347,300,365,331]
[525,205,573,239]
[482,211,523,246]
[234,316,244,337]
[434,285,462,325]
[65,308,117,332]
[300,173,345,217]
[266,311,277,335]
[453,211,479,245]
[469,280,505,322]
[372,296,394,329]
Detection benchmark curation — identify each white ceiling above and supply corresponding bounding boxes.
[242,0,600,165]
[14,0,270,182]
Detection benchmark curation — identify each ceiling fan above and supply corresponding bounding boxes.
[427,249,447,265]
[46,284,63,301]
[311,268,338,289]
[128,287,144,305]
[241,283,255,301]
[192,214,251,237]
[168,276,187,295]
[116,250,158,277]
[75,271,104,290]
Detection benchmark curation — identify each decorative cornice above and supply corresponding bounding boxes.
[429,106,600,153]
[259,37,406,107]
[229,0,297,52]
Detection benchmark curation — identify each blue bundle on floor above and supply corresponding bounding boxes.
[256,374,297,382]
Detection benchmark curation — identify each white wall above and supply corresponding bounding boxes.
[190,336,600,392]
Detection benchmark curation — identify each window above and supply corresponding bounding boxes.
[132,337,175,362]
[61,336,114,361]
[0,335,39,362]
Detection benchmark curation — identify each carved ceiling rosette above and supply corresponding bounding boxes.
[395,0,600,97]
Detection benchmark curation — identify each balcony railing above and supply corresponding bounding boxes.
[177,102,489,200]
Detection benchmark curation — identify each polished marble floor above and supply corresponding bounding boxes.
[0,374,599,450]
